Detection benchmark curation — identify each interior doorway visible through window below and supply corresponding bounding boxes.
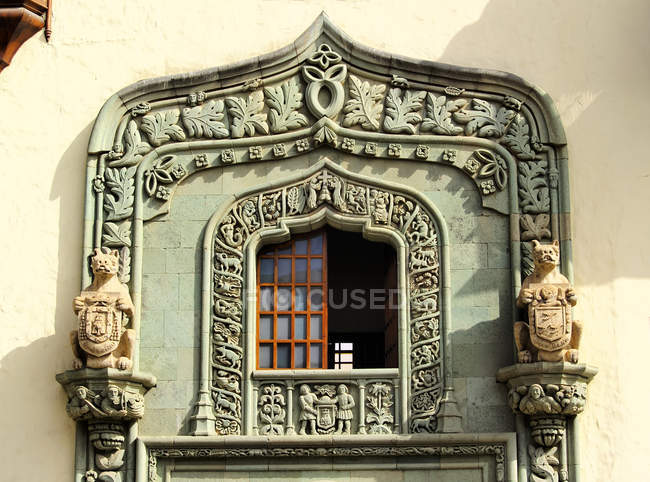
[256,227,397,369]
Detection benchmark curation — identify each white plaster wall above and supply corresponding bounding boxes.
[0,1,647,480]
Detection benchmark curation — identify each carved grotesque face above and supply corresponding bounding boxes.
[75,386,87,399]
[107,386,120,404]
[530,384,543,399]
[91,248,119,275]
[532,240,559,268]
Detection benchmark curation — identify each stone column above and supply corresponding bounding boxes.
[357,382,366,434]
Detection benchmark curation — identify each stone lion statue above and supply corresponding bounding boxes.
[515,240,581,363]
[71,248,135,370]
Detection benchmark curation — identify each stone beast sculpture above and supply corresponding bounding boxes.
[71,248,135,370]
[515,240,581,363]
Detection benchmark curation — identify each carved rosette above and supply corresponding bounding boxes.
[56,369,156,482]
[497,363,597,481]
[211,162,442,434]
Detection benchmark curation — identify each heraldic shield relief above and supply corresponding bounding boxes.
[77,292,123,357]
[528,284,572,352]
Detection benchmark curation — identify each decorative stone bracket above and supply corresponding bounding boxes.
[56,369,156,482]
[497,363,597,482]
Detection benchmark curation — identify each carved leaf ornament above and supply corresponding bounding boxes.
[383,87,426,134]
[225,91,269,138]
[141,110,186,146]
[421,93,465,135]
[104,166,136,221]
[181,100,229,138]
[107,120,150,168]
[265,78,309,133]
[453,97,519,137]
[343,75,386,131]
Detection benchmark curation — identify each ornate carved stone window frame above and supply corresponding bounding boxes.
[199,159,450,436]
[64,12,580,482]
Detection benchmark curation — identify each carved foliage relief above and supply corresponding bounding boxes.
[95,42,556,286]
[211,165,442,434]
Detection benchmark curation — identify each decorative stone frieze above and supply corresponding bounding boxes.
[87,15,568,287]
[143,435,510,482]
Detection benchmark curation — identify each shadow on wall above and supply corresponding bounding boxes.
[437,0,650,284]
[0,122,91,480]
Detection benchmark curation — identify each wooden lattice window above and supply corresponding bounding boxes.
[257,231,328,369]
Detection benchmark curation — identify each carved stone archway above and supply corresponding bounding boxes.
[198,159,451,436]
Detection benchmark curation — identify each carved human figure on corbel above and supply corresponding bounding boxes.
[71,247,136,370]
[515,240,581,363]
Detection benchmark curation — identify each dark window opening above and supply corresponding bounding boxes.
[257,227,397,369]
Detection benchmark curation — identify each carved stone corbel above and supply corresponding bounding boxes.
[497,363,596,482]
[56,369,156,482]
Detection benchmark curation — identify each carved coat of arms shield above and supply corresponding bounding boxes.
[316,394,337,433]
[528,284,572,352]
[78,292,122,357]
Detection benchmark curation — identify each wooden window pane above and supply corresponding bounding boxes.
[277,344,291,368]
[260,287,274,311]
[277,315,291,339]
[257,229,328,369]
[295,343,306,368]
[310,344,322,368]
[295,258,308,282]
[310,315,322,339]
[260,245,274,256]
[260,315,273,340]
[310,234,323,254]
[295,239,308,255]
[311,288,323,311]
[310,258,323,282]
[260,258,274,283]
[277,287,291,311]
[278,258,292,283]
[295,315,307,339]
[259,344,273,368]
[295,286,307,311]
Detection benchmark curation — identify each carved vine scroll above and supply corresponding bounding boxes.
[210,161,443,434]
